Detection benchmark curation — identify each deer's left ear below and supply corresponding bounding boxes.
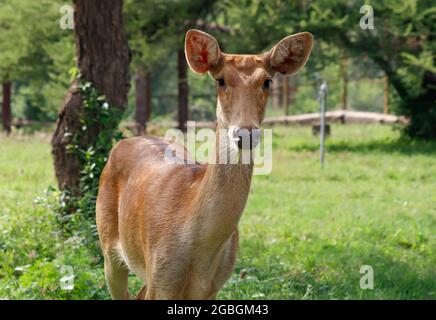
[267,32,313,75]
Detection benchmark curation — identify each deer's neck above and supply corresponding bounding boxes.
[188,130,253,251]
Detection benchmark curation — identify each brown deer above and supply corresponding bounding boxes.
[96,29,312,300]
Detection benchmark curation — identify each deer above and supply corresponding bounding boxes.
[96,29,313,300]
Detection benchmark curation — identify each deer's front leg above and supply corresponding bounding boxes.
[207,230,240,299]
[103,249,130,300]
[143,251,189,299]
[144,278,185,300]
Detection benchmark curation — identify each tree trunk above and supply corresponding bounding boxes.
[178,48,189,132]
[277,76,283,108]
[283,75,289,116]
[271,76,279,108]
[289,80,297,109]
[2,82,12,135]
[340,57,348,110]
[51,0,130,193]
[403,70,436,139]
[145,71,151,125]
[379,61,436,139]
[135,67,151,135]
[383,74,389,114]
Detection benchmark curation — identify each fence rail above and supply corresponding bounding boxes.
[12,110,408,132]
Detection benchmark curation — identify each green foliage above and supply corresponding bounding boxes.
[313,0,435,138]
[75,81,123,214]
[0,0,74,121]
[0,136,108,299]
[125,0,218,66]
[290,84,319,115]
[2,0,434,139]
[123,0,219,122]
[216,0,435,139]
[0,188,108,299]
[0,79,126,299]
[189,72,216,121]
[57,79,123,249]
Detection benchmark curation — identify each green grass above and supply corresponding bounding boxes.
[0,125,435,299]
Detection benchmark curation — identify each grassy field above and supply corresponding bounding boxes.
[0,125,435,299]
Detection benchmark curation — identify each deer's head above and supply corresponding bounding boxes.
[185,29,313,149]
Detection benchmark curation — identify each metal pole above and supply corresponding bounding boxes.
[318,81,328,167]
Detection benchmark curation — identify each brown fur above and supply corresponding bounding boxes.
[96,29,312,299]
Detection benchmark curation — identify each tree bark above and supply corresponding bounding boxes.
[2,82,12,135]
[283,75,289,116]
[145,71,151,125]
[276,76,283,108]
[51,0,130,193]
[178,48,189,132]
[330,25,435,139]
[383,75,389,114]
[403,70,436,139]
[135,67,151,135]
[340,57,348,110]
[271,76,279,108]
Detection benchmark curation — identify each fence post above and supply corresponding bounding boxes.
[318,81,328,167]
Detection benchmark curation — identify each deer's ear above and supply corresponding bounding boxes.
[267,32,313,75]
[185,29,221,74]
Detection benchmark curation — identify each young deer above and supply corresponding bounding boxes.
[96,29,312,299]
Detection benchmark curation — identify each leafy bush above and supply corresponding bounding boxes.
[0,187,108,300]
[55,79,124,254]
[0,80,124,300]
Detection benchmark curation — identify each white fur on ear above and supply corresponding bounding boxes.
[269,32,313,75]
[185,29,221,74]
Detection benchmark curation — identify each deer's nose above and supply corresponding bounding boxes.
[233,126,260,150]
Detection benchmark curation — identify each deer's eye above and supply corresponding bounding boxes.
[217,78,226,88]
[263,79,272,90]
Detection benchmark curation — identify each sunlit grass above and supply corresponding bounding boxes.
[0,125,435,299]
[220,125,435,299]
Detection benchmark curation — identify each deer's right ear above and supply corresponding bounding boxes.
[185,29,221,74]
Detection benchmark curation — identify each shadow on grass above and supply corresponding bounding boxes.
[289,137,436,156]
[223,243,435,299]
[302,247,435,299]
